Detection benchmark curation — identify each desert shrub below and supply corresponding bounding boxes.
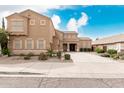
[87,48,92,52]
[24,55,30,60]
[80,48,83,52]
[120,55,124,60]
[47,49,54,57]
[95,48,104,53]
[110,54,119,60]
[27,52,34,57]
[52,52,57,57]
[100,53,110,57]
[118,52,124,56]
[80,48,92,52]
[57,51,62,59]
[107,49,117,55]
[38,53,48,60]
[64,54,70,60]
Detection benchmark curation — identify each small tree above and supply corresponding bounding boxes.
[0,29,8,55]
[2,18,5,30]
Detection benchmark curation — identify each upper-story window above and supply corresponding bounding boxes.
[40,20,46,25]
[72,35,76,38]
[30,19,35,25]
[68,35,71,38]
[64,34,67,38]
[11,19,24,32]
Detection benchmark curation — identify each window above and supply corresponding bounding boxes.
[30,19,35,25]
[13,40,22,49]
[26,39,33,49]
[40,20,46,25]
[68,35,71,38]
[72,35,75,38]
[37,40,45,49]
[64,34,67,38]
[11,19,24,32]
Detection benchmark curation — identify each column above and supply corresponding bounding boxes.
[76,43,79,52]
[67,43,69,52]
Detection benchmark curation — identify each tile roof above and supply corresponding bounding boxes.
[79,37,92,40]
[92,34,124,45]
[63,31,78,33]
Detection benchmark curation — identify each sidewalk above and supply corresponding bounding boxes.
[0,61,124,78]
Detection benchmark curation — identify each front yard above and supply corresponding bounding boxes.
[0,49,73,64]
[94,48,124,62]
[1,52,124,78]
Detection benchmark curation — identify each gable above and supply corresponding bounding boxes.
[19,9,49,19]
[6,13,28,21]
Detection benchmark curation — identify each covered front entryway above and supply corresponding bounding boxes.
[63,43,77,52]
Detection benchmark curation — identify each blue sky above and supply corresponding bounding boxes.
[44,5,124,39]
[0,5,124,39]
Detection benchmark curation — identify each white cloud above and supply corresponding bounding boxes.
[51,14,61,29]
[67,18,78,32]
[77,12,88,27]
[67,12,88,32]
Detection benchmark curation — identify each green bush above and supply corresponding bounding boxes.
[80,48,92,52]
[80,48,83,52]
[52,52,57,57]
[107,49,117,55]
[57,51,62,59]
[47,49,54,57]
[110,54,119,60]
[24,55,30,60]
[38,53,48,60]
[64,54,71,60]
[2,48,11,57]
[95,48,104,53]
[100,53,110,57]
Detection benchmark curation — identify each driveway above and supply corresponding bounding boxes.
[69,52,117,63]
[0,52,124,78]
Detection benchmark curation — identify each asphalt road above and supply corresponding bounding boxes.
[0,77,124,88]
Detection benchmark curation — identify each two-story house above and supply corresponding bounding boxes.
[6,9,92,55]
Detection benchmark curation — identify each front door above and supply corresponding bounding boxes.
[69,44,76,51]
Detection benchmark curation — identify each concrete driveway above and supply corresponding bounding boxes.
[69,52,117,63]
[0,52,124,78]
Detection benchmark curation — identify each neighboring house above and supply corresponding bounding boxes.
[6,9,92,55]
[92,34,124,52]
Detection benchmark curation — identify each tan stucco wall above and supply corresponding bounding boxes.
[7,10,56,54]
[79,40,92,49]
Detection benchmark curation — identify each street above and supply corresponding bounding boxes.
[0,77,124,88]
